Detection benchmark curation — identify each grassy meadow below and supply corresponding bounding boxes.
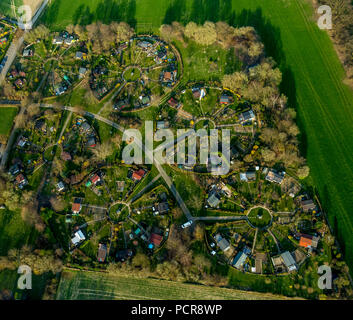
[0,107,18,136]
[56,269,291,300]
[0,269,50,300]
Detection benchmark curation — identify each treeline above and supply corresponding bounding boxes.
[223,62,308,176]
[318,0,353,85]
[0,246,63,274]
[106,223,227,286]
[223,59,306,171]
[160,21,264,66]
[24,22,135,55]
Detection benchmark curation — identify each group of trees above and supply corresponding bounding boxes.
[1,81,31,100]
[0,104,50,232]
[106,223,226,286]
[21,199,46,233]
[160,21,264,65]
[92,141,115,161]
[0,245,63,275]
[318,0,353,84]
[258,109,303,163]
[65,21,134,55]
[25,22,135,56]
[222,59,283,108]
[0,174,26,209]
[155,224,226,285]
[1,27,51,99]
[321,234,353,298]
[258,108,308,176]
[3,99,41,133]
[222,56,308,176]
[159,20,308,176]
[49,196,67,212]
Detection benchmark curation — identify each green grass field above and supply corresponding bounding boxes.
[0,0,23,19]
[0,107,18,136]
[0,209,39,256]
[248,208,272,229]
[39,0,353,275]
[56,269,291,300]
[164,165,206,217]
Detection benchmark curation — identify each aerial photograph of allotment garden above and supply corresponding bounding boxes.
[0,0,353,302]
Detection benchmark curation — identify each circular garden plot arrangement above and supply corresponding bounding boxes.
[7,31,88,97]
[3,20,349,300]
[111,37,179,111]
[122,66,142,82]
[6,33,179,104]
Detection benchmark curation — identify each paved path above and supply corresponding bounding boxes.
[35,71,49,92]
[84,110,125,132]
[132,205,153,213]
[153,128,196,155]
[108,200,130,211]
[128,216,149,236]
[0,100,21,105]
[78,215,106,229]
[30,0,50,28]
[194,117,216,130]
[0,144,5,161]
[0,0,50,167]
[216,123,240,128]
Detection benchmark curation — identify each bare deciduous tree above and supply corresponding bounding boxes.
[297,166,310,179]
[92,141,114,161]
